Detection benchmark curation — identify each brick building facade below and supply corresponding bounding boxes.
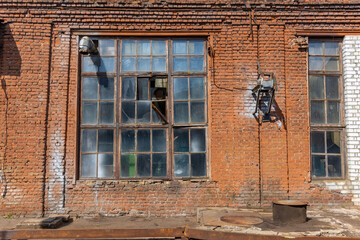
[0,0,359,217]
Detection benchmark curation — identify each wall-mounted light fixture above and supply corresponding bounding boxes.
[79,36,98,55]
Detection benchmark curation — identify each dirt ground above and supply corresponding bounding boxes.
[2,206,360,238]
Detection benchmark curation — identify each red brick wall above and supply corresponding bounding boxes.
[0,1,356,217]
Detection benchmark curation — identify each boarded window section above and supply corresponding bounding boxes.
[121,129,167,177]
[308,39,343,178]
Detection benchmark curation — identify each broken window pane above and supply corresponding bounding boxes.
[99,78,114,100]
[152,129,166,152]
[137,57,151,72]
[98,129,113,152]
[189,57,204,71]
[152,154,167,177]
[189,40,204,55]
[99,102,114,124]
[309,57,323,71]
[137,129,151,152]
[173,40,187,55]
[325,57,339,71]
[310,131,325,153]
[191,153,206,177]
[81,154,96,177]
[122,40,136,55]
[81,129,97,152]
[174,129,189,152]
[122,77,136,100]
[137,101,151,123]
[174,154,189,177]
[152,57,166,72]
[174,78,188,100]
[310,101,325,124]
[122,57,136,71]
[309,41,323,55]
[99,40,115,56]
[190,129,206,152]
[121,130,135,153]
[327,101,340,124]
[98,154,113,178]
[190,77,205,100]
[328,156,341,177]
[152,41,166,55]
[121,101,135,123]
[99,57,115,72]
[327,131,341,154]
[324,42,339,56]
[326,76,339,99]
[311,155,326,177]
[82,102,97,124]
[173,57,188,72]
[121,154,136,177]
[174,102,189,124]
[137,40,151,55]
[83,77,98,100]
[191,101,205,123]
[309,75,324,99]
[137,154,151,177]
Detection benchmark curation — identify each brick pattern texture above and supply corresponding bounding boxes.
[0,0,358,217]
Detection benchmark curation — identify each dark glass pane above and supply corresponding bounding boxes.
[122,57,136,71]
[174,102,189,124]
[325,42,340,56]
[152,41,166,55]
[325,57,339,71]
[152,129,166,152]
[83,56,97,72]
[121,154,136,177]
[326,76,339,99]
[174,154,189,177]
[83,77,98,100]
[152,154,167,177]
[98,129,114,152]
[327,101,340,124]
[137,101,151,123]
[191,153,206,177]
[98,154,113,178]
[122,40,136,55]
[82,102,97,124]
[191,101,205,123]
[174,77,188,100]
[190,77,205,100]
[81,129,97,152]
[309,57,323,71]
[310,101,325,124]
[191,129,206,152]
[174,129,189,152]
[309,41,323,55]
[328,156,342,177]
[99,57,115,72]
[137,154,151,177]
[121,130,135,153]
[152,57,166,72]
[137,40,151,55]
[173,57,188,72]
[310,131,325,153]
[309,75,324,99]
[137,57,151,72]
[173,40,187,55]
[99,102,114,124]
[121,101,135,123]
[327,131,341,154]
[137,129,150,152]
[189,40,204,55]
[99,78,114,100]
[138,78,149,100]
[81,154,96,177]
[122,77,136,100]
[189,57,204,71]
[99,40,115,56]
[311,155,326,177]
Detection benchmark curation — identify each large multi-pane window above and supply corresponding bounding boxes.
[79,38,207,179]
[308,39,344,178]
